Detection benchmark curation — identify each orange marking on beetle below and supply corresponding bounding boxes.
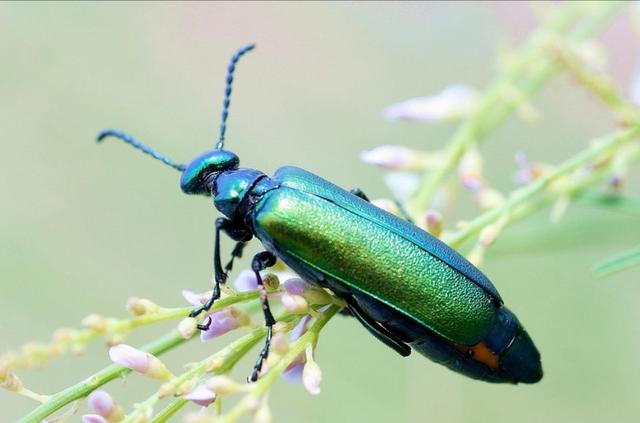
[454,342,499,370]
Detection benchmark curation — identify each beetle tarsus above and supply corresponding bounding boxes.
[248,251,277,381]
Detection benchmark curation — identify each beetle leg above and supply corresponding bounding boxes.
[248,251,277,382]
[350,188,370,202]
[350,188,415,224]
[393,200,414,224]
[346,296,411,357]
[190,217,252,324]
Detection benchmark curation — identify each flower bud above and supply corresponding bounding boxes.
[459,148,484,191]
[281,294,309,314]
[126,298,159,316]
[262,273,280,292]
[360,145,416,170]
[82,415,109,423]
[184,383,216,407]
[476,188,504,210]
[87,390,123,420]
[82,314,109,333]
[270,333,290,356]
[178,317,198,339]
[108,344,172,380]
[383,84,477,123]
[206,375,241,395]
[302,359,322,395]
[233,270,259,292]
[0,372,22,392]
[425,210,443,237]
[200,307,251,342]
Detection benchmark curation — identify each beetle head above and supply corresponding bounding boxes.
[180,150,240,195]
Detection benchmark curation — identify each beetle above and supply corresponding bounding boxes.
[97,44,542,384]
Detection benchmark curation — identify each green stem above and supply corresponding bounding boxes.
[408,1,625,219]
[150,398,188,423]
[218,305,341,423]
[444,125,640,248]
[18,331,186,423]
[18,291,260,423]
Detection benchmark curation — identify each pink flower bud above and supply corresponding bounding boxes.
[108,344,172,380]
[425,210,443,237]
[383,84,477,123]
[181,289,210,307]
[183,383,216,407]
[233,270,258,292]
[178,317,198,339]
[87,390,115,417]
[282,354,305,384]
[200,308,250,342]
[281,294,309,314]
[82,415,108,423]
[302,359,322,395]
[360,145,415,170]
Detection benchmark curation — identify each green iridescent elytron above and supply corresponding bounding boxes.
[97,44,542,384]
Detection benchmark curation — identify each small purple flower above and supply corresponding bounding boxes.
[303,358,322,395]
[383,84,477,123]
[289,315,312,341]
[109,344,149,373]
[200,308,249,342]
[233,270,259,292]
[181,289,209,307]
[82,415,108,423]
[87,390,115,418]
[282,355,305,384]
[108,344,172,380]
[184,383,216,407]
[283,278,309,296]
[425,210,443,237]
[360,145,415,170]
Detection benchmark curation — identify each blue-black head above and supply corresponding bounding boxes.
[96,43,256,197]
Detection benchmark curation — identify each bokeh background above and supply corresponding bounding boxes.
[1,2,639,422]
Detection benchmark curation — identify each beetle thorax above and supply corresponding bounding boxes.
[213,168,266,219]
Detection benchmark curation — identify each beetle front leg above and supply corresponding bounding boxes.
[248,251,277,382]
[190,217,252,324]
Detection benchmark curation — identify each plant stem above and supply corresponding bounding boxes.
[18,331,186,423]
[408,1,625,220]
[218,304,341,423]
[444,126,640,248]
[18,291,260,423]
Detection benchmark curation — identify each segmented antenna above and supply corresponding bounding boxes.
[97,129,186,171]
[216,43,256,150]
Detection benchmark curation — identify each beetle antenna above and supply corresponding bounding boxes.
[97,129,186,171]
[216,43,256,150]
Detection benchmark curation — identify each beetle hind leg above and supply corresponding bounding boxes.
[248,251,277,382]
[346,296,411,357]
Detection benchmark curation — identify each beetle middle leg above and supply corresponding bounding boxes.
[248,250,277,382]
[190,217,252,325]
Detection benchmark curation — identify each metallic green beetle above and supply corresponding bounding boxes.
[98,44,542,384]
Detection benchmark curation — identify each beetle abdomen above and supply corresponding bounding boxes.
[252,186,497,345]
[357,294,542,383]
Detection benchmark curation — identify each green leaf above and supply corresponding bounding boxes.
[593,245,640,277]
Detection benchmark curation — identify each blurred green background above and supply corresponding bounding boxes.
[1,2,639,422]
